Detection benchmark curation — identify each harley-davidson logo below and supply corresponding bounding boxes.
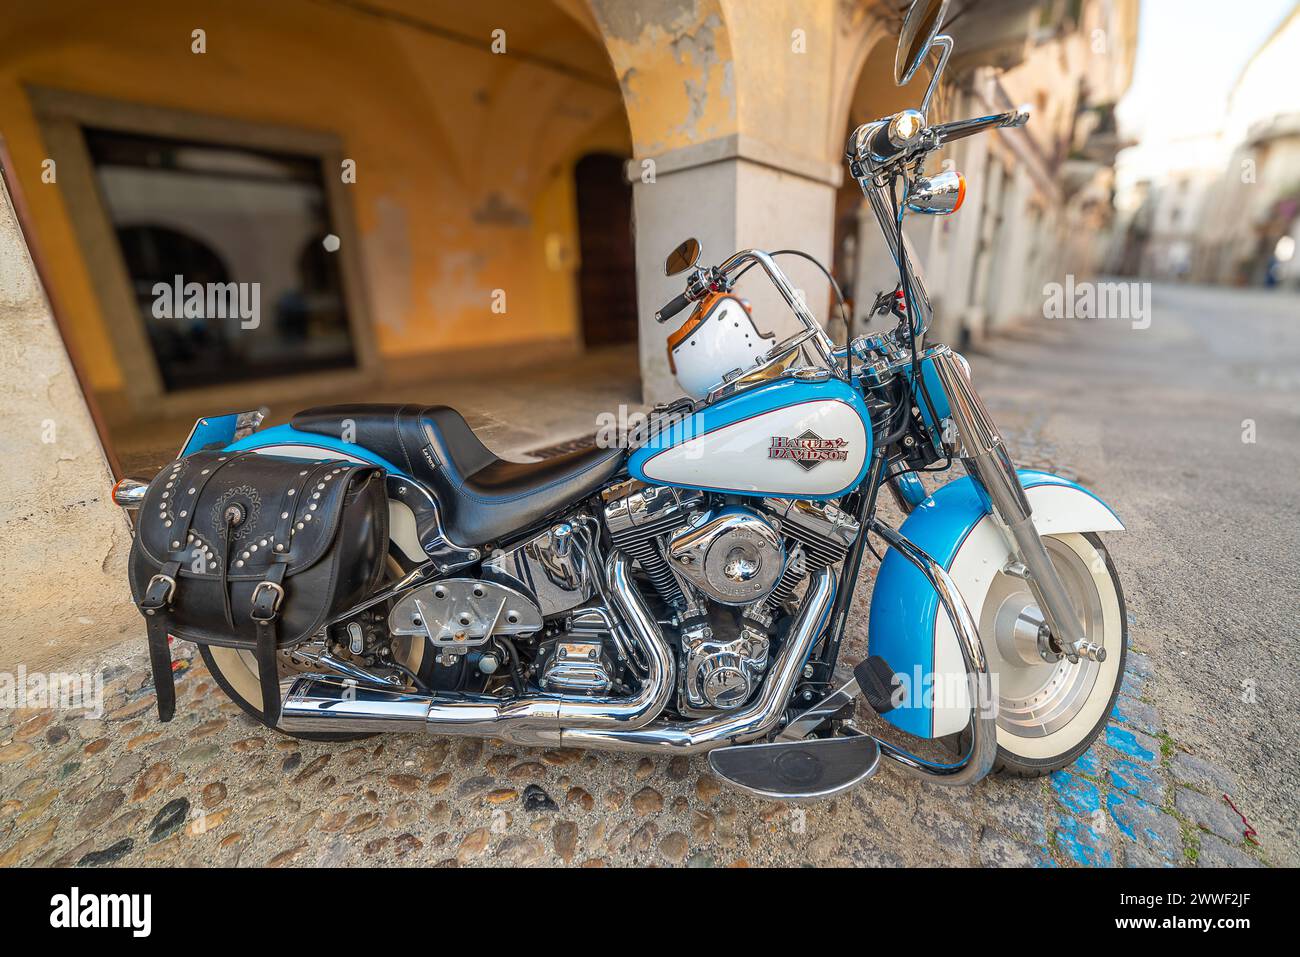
[768,431,849,471]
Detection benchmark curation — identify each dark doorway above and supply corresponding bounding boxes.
[574,153,637,347]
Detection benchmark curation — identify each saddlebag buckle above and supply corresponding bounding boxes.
[140,573,177,612]
[250,580,286,621]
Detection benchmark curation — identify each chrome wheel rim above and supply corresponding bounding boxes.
[979,538,1103,738]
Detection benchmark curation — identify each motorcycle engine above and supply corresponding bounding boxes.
[604,482,860,711]
[666,508,785,605]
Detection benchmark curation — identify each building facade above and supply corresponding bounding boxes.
[1113,3,1300,288]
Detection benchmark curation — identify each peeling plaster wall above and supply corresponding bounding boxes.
[590,0,738,155]
[0,177,138,673]
[590,0,854,403]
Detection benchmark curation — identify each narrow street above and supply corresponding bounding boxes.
[963,281,1300,865]
[1,282,1294,868]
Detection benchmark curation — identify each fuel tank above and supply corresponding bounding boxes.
[629,375,872,499]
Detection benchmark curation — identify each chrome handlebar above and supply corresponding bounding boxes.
[928,108,1030,147]
[662,249,843,376]
[850,107,1030,179]
[846,106,1030,339]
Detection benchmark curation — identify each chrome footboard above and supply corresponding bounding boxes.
[779,520,998,786]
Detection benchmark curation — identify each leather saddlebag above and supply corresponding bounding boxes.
[127,450,388,724]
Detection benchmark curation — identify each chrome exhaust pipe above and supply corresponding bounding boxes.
[280,559,836,757]
[535,566,835,754]
[278,549,675,740]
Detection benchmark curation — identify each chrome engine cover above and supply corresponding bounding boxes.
[666,507,785,605]
[538,608,618,694]
[481,522,593,617]
[681,618,770,711]
[389,579,543,650]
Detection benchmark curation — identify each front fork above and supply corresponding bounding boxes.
[927,348,1103,664]
[783,345,1095,785]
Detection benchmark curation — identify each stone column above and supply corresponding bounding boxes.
[0,176,137,674]
[630,140,840,404]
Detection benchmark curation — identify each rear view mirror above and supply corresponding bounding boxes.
[895,0,949,85]
[665,238,701,276]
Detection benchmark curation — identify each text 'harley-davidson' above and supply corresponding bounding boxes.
[117,0,1127,801]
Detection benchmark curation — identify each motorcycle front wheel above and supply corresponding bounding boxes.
[950,532,1128,777]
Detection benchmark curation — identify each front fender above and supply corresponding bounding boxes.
[867,470,1123,739]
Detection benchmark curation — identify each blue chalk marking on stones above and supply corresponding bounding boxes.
[1105,724,1156,763]
[1107,792,1138,841]
[1107,791,1180,864]
[1055,814,1113,867]
[1073,746,1102,777]
[1050,769,1102,816]
[1109,757,1163,803]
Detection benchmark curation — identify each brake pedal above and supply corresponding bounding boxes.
[854,655,903,715]
[707,734,881,801]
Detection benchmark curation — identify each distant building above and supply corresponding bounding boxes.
[1193,4,1300,287]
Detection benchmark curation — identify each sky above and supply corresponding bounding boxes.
[1113,0,1296,193]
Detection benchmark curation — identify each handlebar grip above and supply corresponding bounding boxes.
[868,123,902,161]
[655,292,693,324]
[932,108,1030,146]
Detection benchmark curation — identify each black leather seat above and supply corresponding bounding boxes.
[291,404,625,546]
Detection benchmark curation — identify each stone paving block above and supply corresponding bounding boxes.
[1055,812,1115,867]
[1109,757,1165,805]
[1170,753,1236,795]
[1125,842,1177,867]
[978,831,1055,868]
[1050,769,1102,817]
[1107,791,1181,865]
[1176,788,1248,844]
[1126,650,1154,678]
[1104,724,1160,765]
[1197,833,1261,869]
[972,779,1049,846]
[1120,670,1147,699]
[1112,697,1161,736]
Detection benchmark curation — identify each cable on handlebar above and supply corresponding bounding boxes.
[887,169,952,478]
[728,249,854,384]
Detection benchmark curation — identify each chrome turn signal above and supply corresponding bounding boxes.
[112,477,149,509]
[905,170,965,215]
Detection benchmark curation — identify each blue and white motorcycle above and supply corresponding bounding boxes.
[118,0,1125,797]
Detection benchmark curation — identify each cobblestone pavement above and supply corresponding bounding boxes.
[1,284,1288,868]
[0,634,1268,867]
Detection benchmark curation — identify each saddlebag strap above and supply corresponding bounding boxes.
[250,565,287,725]
[139,560,181,722]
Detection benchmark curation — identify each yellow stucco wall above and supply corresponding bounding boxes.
[0,0,631,395]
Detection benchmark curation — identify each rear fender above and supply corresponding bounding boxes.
[222,425,434,563]
[867,470,1123,739]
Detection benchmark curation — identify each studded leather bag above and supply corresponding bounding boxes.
[127,451,389,725]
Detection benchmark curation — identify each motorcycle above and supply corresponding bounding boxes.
[116,0,1126,799]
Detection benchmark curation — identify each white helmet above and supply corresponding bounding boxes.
[667,293,775,400]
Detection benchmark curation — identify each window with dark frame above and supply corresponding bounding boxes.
[83,128,357,392]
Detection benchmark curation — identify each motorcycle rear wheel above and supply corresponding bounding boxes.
[199,556,430,741]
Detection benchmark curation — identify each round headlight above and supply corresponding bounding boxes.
[888,110,925,146]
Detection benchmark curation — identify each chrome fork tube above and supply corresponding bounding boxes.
[928,348,1102,663]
